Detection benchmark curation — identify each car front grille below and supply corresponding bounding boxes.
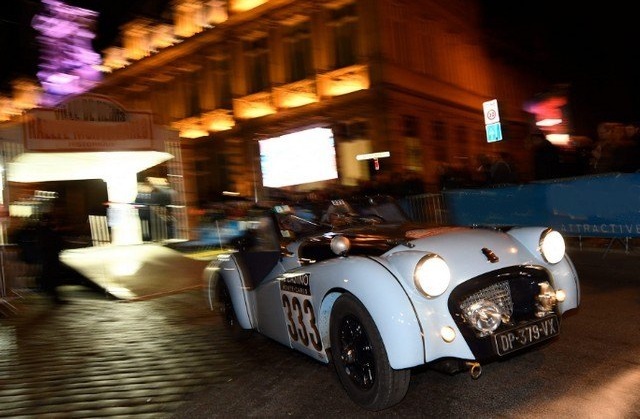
[447,265,553,360]
[458,280,513,320]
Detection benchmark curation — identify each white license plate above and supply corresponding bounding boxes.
[492,315,559,356]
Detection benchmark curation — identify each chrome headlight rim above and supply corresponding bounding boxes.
[539,228,565,264]
[414,254,451,298]
[465,299,503,336]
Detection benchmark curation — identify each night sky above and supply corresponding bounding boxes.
[482,1,640,136]
[0,0,171,92]
[1,0,638,139]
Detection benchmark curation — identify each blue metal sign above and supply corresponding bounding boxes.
[485,122,503,143]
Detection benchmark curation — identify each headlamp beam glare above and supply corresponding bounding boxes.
[414,255,450,297]
[540,229,565,264]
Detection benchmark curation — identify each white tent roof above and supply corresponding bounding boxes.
[7,151,174,182]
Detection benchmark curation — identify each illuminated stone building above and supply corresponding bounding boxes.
[0,0,549,242]
[81,0,546,207]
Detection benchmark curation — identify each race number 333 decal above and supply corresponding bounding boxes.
[279,273,323,352]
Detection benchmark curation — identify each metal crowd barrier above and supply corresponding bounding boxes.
[0,244,35,316]
[398,193,449,225]
[88,215,110,246]
[89,206,180,247]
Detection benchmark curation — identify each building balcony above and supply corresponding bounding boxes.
[172,63,372,137]
[317,64,370,98]
[230,0,268,13]
[272,79,318,109]
[202,109,235,132]
[233,91,276,120]
[171,116,209,139]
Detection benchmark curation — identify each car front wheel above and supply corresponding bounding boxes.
[329,293,410,410]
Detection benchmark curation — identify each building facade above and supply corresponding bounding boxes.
[84,0,544,212]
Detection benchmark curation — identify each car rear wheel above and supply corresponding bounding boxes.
[329,293,410,410]
[216,278,248,338]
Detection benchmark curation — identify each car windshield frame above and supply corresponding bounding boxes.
[343,195,411,224]
[270,195,411,241]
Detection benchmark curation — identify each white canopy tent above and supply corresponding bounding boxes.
[8,151,173,183]
[0,94,181,246]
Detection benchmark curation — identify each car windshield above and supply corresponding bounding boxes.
[346,195,410,224]
[273,195,410,238]
[273,204,330,240]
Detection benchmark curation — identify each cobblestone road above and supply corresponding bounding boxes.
[0,287,278,418]
[2,246,639,418]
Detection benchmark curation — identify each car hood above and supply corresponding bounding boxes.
[297,223,477,261]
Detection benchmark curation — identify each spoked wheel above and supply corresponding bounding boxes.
[330,294,410,411]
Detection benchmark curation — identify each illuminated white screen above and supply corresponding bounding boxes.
[259,127,338,188]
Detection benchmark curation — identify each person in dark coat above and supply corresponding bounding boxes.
[531,132,562,180]
[16,213,66,303]
[37,213,66,303]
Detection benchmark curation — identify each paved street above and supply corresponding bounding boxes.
[0,287,277,418]
[1,245,639,418]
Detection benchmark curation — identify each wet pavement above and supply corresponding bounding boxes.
[0,286,279,418]
[1,242,639,418]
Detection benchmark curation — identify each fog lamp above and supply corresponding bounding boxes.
[556,289,566,302]
[440,326,456,343]
[465,300,502,335]
[536,281,559,315]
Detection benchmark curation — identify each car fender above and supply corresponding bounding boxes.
[384,250,476,362]
[507,226,581,312]
[506,226,552,258]
[310,256,425,369]
[203,255,254,329]
[546,255,581,313]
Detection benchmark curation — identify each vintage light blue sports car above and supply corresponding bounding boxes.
[203,195,580,410]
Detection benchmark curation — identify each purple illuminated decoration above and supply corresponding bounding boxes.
[32,0,102,106]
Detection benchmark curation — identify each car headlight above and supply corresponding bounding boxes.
[414,255,450,297]
[539,228,565,264]
[465,300,502,335]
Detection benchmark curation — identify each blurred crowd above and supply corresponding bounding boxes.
[437,123,640,191]
[194,122,640,228]
[437,152,519,190]
[589,122,640,174]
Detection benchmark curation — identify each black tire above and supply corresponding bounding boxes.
[329,293,411,411]
[216,278,248,338]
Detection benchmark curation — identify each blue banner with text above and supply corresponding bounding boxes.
[444,173,640,238]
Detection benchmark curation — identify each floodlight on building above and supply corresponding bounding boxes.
[546,133,570,146]
[231,0,268,13]
[206,112,235,131]
[280,94,318,109]
[356,151,390,161]
[536,118,563,127]
[236,104,276,119]
[180,128,209,139]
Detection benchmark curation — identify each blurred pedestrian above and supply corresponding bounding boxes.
[490,152,516,185]
[591,122,622,173]
[530,132,562,180]
[35,213,66,303]
[473,154,492,186]
[16,216,41,276]
[619,123,640,172]
[16,213,64,303]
